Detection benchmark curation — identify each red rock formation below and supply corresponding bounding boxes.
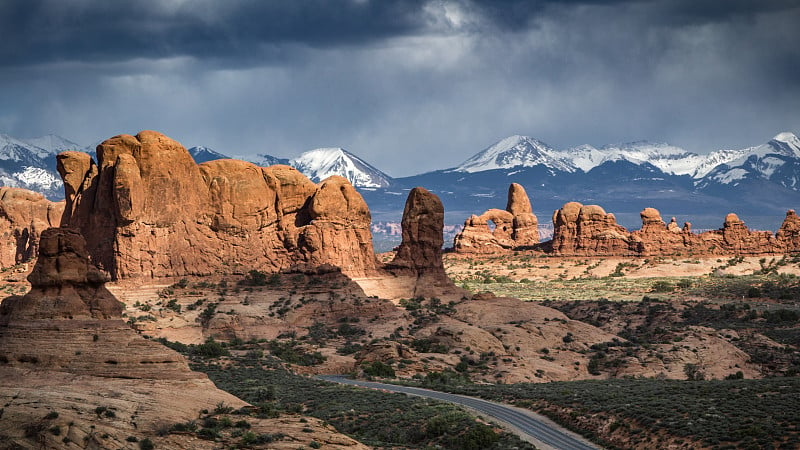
[385,187,466,298]
[57,131,377,279]
[776,209,800,248]
[0,227,368,449]
[550,203,800,256]
[550,202,631,255]
[0,227,203,379]
[454,183,539,253]
[0,187,64,269]
[391,187,445,273]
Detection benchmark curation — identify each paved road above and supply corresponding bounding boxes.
[318,375,600,450]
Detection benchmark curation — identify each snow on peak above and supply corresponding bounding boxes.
[188,146,230,163]
[456,135,575,173]
[773,132,799,143]
[14,166,63,190]
[290,147,392,188]
[23,134,83,158]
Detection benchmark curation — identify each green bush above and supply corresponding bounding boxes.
[362,361,395,378]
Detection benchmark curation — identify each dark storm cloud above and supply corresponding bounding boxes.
[1,0,799,176]
[0,0,430,67]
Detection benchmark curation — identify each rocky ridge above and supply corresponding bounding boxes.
[550,203,800,256]
[453,184,800,256]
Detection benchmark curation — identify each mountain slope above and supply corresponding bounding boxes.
[0,134,64,199]
[455,135,576,173]
[188,146,231,163]
[697,133,800,190]
[291,147,393,188]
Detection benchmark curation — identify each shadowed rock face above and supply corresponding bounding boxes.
[57,130,377,279]
[381,187,467,299]
[392,186,445,272]
[0,228,120,322]
[0,187,64,269]
[0,227,204,380]
[454,183,539,253]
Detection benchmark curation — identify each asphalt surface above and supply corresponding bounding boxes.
[318,375,600,450]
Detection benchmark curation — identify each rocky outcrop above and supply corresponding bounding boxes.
[549,203,800,256]
[0,187,64,269]
[0,228,198,378]
[391,187,445,273]
[0,227,367,449]
[550,202,630,255]
[360,187,467,300]
[453,183,539,253]
[58,130,377,279]
[776,209,800,248]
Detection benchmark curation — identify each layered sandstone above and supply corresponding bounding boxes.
[57,130,377,279]
[0,227,366,449]
[0,187,64,269]
[453,183,539,253]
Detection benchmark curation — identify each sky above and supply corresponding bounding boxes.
[1,0,799,177]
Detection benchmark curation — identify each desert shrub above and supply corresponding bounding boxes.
[193,338,229,358]
[268,340,325,366]
[651,281,674,293]
[362,361,395,378]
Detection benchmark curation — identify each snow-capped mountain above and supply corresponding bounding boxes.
[23,134,83,158]
[290,148,393,188]
[455,135,576,173]
[252,153,290,167]
[698,132,800,189]
[453,132,800,186]
[188,146,231,164]
[566,141,705,176]
[0,134,67,199]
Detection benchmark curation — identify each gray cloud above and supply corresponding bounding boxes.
[1,0,799,176]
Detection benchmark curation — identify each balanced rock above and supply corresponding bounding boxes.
[453,183,539,253]
[0,187,64,269]
[57,130,377,279]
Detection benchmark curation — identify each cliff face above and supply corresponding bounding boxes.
[453,183,539,253]
[57,130,377,279]
[0,187,64,269]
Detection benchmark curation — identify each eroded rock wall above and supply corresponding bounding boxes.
[58,130,377,279]
[550,203,800,256]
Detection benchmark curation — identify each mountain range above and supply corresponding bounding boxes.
[2,131,798,232]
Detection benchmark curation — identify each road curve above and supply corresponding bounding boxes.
[318,375,600,450]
